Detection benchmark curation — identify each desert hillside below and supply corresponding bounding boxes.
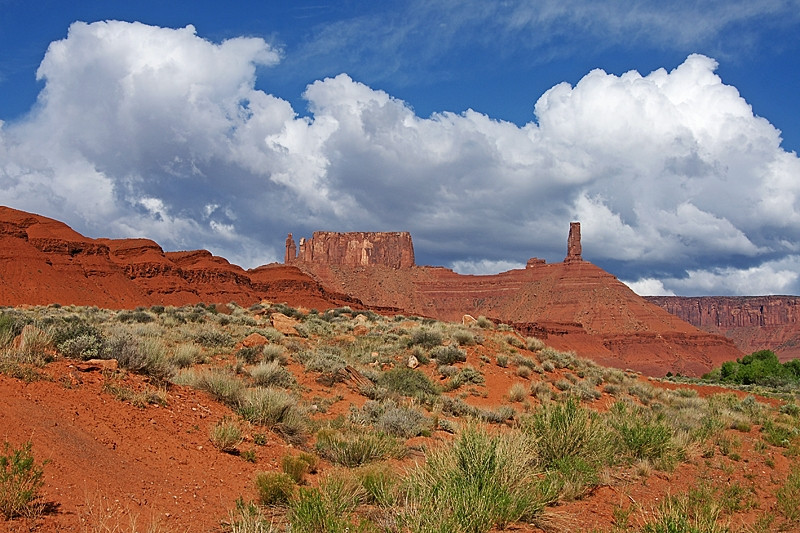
[1,303,799,532]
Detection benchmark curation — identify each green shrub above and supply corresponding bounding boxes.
[351,400,432,438]
[210,417,243,452]
[609,402,673,463]
[237,387,307,442]
[175,368,245,406]
[223,497,276,533]
[315,430,405,467]
[524,397,609,469]
[117,310,154,323]
[356,464,397,507]
[0,440,47,520]
[409,328,444,349]
[508,382,528,402]
[0,313,26,348]
[254,471,295,507]
[262,343,288,364]
[430,345,466,365]
[377,367,440,399]
[446,365,485,390]
[777,467,800,522]
[289,481,366,533]
[303,350,347,375]
[282,453,318,484]
[250,360,296,388]
[235,346,262,364]
[104,333,175,381]
[193,327,234,348]
[452,329,477,346]
[170,343,202,368]
[401,425,546,532]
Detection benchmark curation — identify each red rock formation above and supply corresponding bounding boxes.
[299,260,740,376]
[564,222,583,263]
[0,206,356,310]
[285,233,296,264]
[288,231,415,268]
[0,206,743,376]
[647,296,800,361]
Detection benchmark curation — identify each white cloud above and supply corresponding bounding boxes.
[623,279,676,297]
[450,259,526,276]
[643,256,800,296]
[1,21,799,296]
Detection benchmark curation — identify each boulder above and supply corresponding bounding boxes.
[271,312,300,336]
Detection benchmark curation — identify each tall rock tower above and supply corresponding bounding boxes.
[285,233,297,263]
[564,222,583,263]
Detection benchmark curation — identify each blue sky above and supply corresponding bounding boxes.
[1,0,799,296]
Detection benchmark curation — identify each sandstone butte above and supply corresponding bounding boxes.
[1,204,748,376]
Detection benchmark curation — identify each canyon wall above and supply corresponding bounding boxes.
[647,296,800,360]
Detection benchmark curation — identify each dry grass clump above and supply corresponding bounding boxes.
[249,360,296,388]
[210,417,243,453]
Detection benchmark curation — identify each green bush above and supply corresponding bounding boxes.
[376,367,440,399]
[705,350,800,387]
[249,360,296,388]
[0,440,47,520]
[777,467,800,522]
[356,464,397,507]
[401,425,546,532]
[430,345,467,365]
[104,333,175,381]
[237,387,306,441]
[315,429,405,467]
[281,452,319,484]
[289,481,367,533]
[254,471,295,507]
[175,368,245,405]
[524,397,609,470]
[209,417,243,452]
[609,402,673,463]
[409,328,444,349]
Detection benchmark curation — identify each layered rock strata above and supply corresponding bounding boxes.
[647,296,800,361]
[286,231,414,268]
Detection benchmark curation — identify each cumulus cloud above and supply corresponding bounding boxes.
[1,21,799,296]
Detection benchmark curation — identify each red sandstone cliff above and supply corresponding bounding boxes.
[647,296,800,361]
[0,206,355,310]
[286,231,415,268]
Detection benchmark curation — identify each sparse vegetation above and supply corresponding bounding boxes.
[1,303,799,532]
[0,440,47,520]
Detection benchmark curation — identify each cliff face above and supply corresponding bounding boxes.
[647,296,800,360]
[0,206,355,310]
[286,231,415,268]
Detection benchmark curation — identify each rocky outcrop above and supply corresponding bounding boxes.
[564,222,583,263]
[0,206,358,310]
[286,231,415,268]
[647,296,800,361]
